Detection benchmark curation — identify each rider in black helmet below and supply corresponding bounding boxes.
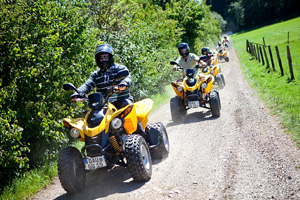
[178,43,190,57]
[95,44,115,71]
[173,43,200,71]
[216,41,224,52]
[222,36,229,48]
[200,47,213,66]
[71,44,133,109]
[201,47,209,56]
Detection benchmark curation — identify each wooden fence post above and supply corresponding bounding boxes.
[246,40,249,52]
[287,45,295,80]
[254,44,258,58]
[263,45,270,68]
[254,44,258,59]
[275,46,284,76]
[249,42,252,55]
[251,43,255,56]
[256,44,260,62]
[259,46,265,65]
[268,46,275,71]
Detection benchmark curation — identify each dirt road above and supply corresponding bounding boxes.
[33,44,300,200]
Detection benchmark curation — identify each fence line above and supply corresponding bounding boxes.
[246,39,295,80]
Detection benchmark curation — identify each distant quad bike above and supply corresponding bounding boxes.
[170,61,221,122]
[217,49,229,62]
[198,56,225,90]
[58,70,169,194]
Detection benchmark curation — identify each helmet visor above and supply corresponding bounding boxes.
[180,48,189,56]
[98,54,109,61]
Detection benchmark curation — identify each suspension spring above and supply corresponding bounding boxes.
[110,135,121,152]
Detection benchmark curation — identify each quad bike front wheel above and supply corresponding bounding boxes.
[209,90,221,117]
[125,134,152,182]
[225,57,229,62]
[57,146,86,194]
[146,122,170,160]
[170,96,186,122]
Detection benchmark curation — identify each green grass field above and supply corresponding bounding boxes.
[231,17,300,145]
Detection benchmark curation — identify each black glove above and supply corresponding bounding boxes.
[70,92,86,101]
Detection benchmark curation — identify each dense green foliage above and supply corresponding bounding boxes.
[207,0,300,31]
[0,0,221,193]
[0,0,97,190]
[231,17,300,144]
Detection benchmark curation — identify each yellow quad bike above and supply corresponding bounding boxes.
[198,55,225,90]
[58,71,169,194]
[217,49,229,62]
[170,61,221,122]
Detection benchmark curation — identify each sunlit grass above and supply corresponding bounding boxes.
[231,17,300,145]
[151,84,174,111]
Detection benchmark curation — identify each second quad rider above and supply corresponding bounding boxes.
[71,44,133,110]
[173,43,201,71]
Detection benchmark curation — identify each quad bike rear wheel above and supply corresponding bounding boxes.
[218,65,222,73]
[225,57,229,62]
[125,134,152,182]
[58,146,86,194]
[170,96,186,122]
[220,73,226,86]
[146,122,170,160]
[209,90,221,117]
[215,74,224,90]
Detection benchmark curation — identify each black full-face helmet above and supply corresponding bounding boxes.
[218,41,222,46]
[178,43,190,57]
[95,44,114,70]
[201,47,209,55]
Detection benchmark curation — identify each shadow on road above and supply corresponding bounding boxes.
[166,109,219,128]
[54,166,143,200]
[54,156,166,200]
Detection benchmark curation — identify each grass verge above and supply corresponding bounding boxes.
[0,163,57,200]
[151,84,174,111]
[231,17,300,145]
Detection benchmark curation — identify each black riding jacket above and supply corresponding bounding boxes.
[77,63,133,102]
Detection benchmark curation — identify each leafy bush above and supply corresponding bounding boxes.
[0,0,97,189]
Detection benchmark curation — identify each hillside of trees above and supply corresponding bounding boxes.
[206,0,300,32]
[0,0,222,191]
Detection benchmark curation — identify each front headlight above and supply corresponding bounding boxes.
[177,86,183,92]
[70,128,80,138]
[201,82,207,89]
[210,69,215,75]
[111,118,123,129]
[202,67,208,73]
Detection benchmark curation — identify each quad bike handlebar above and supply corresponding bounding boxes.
[64,70,130,104]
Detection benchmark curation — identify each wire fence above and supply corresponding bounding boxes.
[246,39,298,80]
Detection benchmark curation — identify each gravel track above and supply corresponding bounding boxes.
[32,43,300,200]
